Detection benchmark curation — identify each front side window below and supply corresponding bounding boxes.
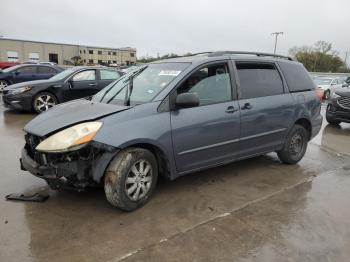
[72,70,96,81]
[236,63,284,99]
[16,66,37,74]
[177,63,232,106]
[93,63,189,105]
[100,70,120,80]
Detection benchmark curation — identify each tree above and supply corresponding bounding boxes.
[289,41,348,72]
[71,56,83,66]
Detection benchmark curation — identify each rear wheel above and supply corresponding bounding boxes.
[277,124,309,164]
[104,148,158,211]
[0,80,9,92]
[33,92,58,113]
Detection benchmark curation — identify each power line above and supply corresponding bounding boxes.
[271,32,284,54]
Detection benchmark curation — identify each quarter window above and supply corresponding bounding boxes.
[100,70,120,80]
[72,70,96,81]
[38,66,57,74]
[177,63,232,106]
[236,63,284,99]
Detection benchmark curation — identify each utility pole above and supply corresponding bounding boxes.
[345,51,349,67]
[271,32,284,54]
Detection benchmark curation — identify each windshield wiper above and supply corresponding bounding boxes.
[105,65,148,105]
[124,65,148,106]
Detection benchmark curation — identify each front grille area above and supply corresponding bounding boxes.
[25,133,44,164]
[338,97,350,109]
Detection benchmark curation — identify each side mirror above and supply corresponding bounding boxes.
[68,79,74,89]
[342,83,349,88]
[331,82,336,86]
[14,71,20,75]
[175,93,200,109]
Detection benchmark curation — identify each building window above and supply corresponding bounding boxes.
[130,53,135,57]
[108,60,111,64]
[98,50,102,55]
[79,50,82,54]
[107,51,111,55]
[84,59,86,63]
[29,52,40,62]
[7,51,19,62]
[112,60,117,63]
[84,50,86,54]
[112,52,116,56]
[89,50,94,54]
[88,59,93,64]
[98,60,102,64]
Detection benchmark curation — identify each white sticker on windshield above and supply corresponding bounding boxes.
[158,70,181,76]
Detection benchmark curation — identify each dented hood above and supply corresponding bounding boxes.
[24,99,130,137]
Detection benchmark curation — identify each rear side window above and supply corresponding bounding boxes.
[38,66,57,74]
[278,62,315,92]
[100,70,120,80]
[236,63,284,99]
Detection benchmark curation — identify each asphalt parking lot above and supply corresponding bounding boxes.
[1,103,350,262]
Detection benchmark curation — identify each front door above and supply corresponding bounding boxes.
[171,62,241,173]
[235,62,294,157]
[68,69,99,99]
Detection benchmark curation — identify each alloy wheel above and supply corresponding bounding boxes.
[125,160,153,201]
[0,81,8,92]
[34,94,56,112]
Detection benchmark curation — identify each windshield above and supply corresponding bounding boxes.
[49,67,78,81]
[314,78,332,85]
[92,62,189,105]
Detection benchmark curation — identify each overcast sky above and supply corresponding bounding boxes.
[1,0,350,62]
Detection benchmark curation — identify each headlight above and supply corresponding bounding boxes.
[9,86,32,95]
[36,122,103,153]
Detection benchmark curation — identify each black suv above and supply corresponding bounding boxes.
[326,91,350,125]
[20,51,322,211]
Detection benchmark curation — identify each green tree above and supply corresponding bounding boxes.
[289,41,348,73]
[71,56,83,66]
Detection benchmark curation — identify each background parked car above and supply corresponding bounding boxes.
[0,61,20,70]
[2,66,123,113]
[313,76,344,99]
[0,64,63,92]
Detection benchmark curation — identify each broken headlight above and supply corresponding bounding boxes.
[36,122,102,153]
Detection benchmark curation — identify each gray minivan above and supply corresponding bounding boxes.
[20,51,323,211]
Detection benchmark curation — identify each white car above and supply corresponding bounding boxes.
[314,77,344,99]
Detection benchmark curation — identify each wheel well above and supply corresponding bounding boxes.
[126,143,171,179]
[295,118,311,140]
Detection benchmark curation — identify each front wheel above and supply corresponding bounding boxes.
[33,92,58,113]
[277,124,309,164]
[104,148,158,211]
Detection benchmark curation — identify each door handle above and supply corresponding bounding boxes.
[88,83,97,86]
[241,103,253,110]
[225,106,238,113]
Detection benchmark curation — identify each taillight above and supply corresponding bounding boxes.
[315,88,324,101]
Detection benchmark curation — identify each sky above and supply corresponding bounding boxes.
[1,0,350,63]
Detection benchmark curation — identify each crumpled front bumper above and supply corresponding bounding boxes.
[20,141,118,191]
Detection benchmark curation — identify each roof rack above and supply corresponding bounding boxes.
[206,51,295,61]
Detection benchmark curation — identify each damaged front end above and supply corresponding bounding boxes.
[20,133,118,191]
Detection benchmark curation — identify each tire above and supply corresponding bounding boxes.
[104,148,158,211]
[0,80,10,92]
[33,92,58,113]
[324,90,330,100]
[326,115,341,125]
[277,124,309,165]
